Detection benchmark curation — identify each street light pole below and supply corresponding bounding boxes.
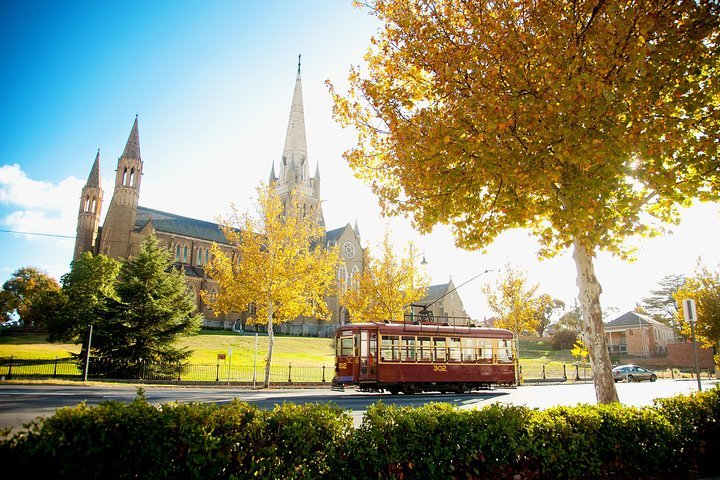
[83,324,93,382]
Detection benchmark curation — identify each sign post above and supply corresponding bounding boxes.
[683,298,702,392]
[253,333,258,389]
[227,348,232,386]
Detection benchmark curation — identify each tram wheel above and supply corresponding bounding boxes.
[387,387,400,395]
[403,384,418,395]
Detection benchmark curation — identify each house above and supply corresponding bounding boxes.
[604,311,676,357]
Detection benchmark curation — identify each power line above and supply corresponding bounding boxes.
[0,228,75,239]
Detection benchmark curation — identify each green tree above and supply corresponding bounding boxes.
[204,184,339,387]
[341,229,429,322]
[89,234,201,377]
[47,252,121,343]
[331,0,720,403]
[642,274,685,333]
[0,267,63,327]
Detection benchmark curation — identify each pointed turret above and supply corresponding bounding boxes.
[280,55,309,184]
[87,150,101,187]
[74,150,104,260]
[122,115,142,161]
[269,160,277,184]
[272,58,325,228]
[100,116,144,259]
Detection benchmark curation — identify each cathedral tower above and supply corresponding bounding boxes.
[269,56,324,226]
[99,115,143,259]
[73,150,103,260]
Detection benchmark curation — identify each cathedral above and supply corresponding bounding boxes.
[73,62,364,336]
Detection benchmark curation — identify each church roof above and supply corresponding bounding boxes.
[121,115,141,161]
[422,282,451,303]
[135,206,229,244]
[325,225,347,244]
[86,150,101,188]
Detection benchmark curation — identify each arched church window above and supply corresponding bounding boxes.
[183,246,188,263]
[122,167,128,185]
[129,168,136,187]
[175,245,181,261]
[351,265,360,290]
[84,195,91,212]
[205,250,209,265]
[337,265,348,292]
[91,197,97,214]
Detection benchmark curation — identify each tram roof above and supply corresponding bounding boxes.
[336,322,514,338]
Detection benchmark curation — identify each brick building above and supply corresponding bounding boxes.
[605,311,676,357]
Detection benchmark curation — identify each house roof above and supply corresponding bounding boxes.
[606,311,670,329]
[422,282,451,304]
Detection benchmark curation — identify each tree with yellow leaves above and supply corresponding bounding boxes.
[330,0,720,403]
[675,261,720,371]
[341,229,429,322]
[203,184,339,387]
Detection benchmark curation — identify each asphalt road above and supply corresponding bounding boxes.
[0,378,716,433]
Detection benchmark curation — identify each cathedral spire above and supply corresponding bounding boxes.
[87,149,101,188]
[121,114,141,160]
[281,55,309,181]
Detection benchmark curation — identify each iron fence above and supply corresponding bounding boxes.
[0,356,713,385]
[0,356,332,384]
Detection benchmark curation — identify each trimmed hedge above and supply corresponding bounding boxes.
[1,387,718,479]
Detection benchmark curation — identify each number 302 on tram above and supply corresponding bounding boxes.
[332,322,517,394]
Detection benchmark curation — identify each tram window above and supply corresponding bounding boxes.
[381,335,400,361]
[461,337,476,362]
[497,339,513,363]
[448,337,462,362]
[418,337,432,361]
[340,337,354,357]
[433,337,447,362]
[401,336,416,361]
[478,339,493,361]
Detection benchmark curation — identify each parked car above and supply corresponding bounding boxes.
[612,364,657,382]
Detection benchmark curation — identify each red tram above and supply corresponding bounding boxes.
[332,321,517,394]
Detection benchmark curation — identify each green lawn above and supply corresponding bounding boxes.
[0,330,335,367]
[0,332,651,380]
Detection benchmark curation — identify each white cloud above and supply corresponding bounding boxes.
[0,164,82,239]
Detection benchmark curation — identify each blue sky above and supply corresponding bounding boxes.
[1,1,719,320]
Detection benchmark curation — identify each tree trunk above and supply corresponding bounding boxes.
[264,305,274,388]
[572,238,619,403]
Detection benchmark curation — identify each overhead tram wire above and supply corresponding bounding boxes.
[0,228,75,239]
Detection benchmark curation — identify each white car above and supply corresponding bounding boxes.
[612,364,657,383]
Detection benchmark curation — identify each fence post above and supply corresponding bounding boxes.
[542,365,546,380]
[288,363,292,383]
[562,364,567,381]
[574,364,580,381]
[216,363,220,383]
[322,365,326,383]
[53,356,58,378]
[177,364,181,383]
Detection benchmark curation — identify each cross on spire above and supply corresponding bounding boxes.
[298,53,301,73]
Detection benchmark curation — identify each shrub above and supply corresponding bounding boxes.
[1,386,718,479]
[552,328,578,350]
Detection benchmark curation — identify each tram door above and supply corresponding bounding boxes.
[359,329,378,381]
